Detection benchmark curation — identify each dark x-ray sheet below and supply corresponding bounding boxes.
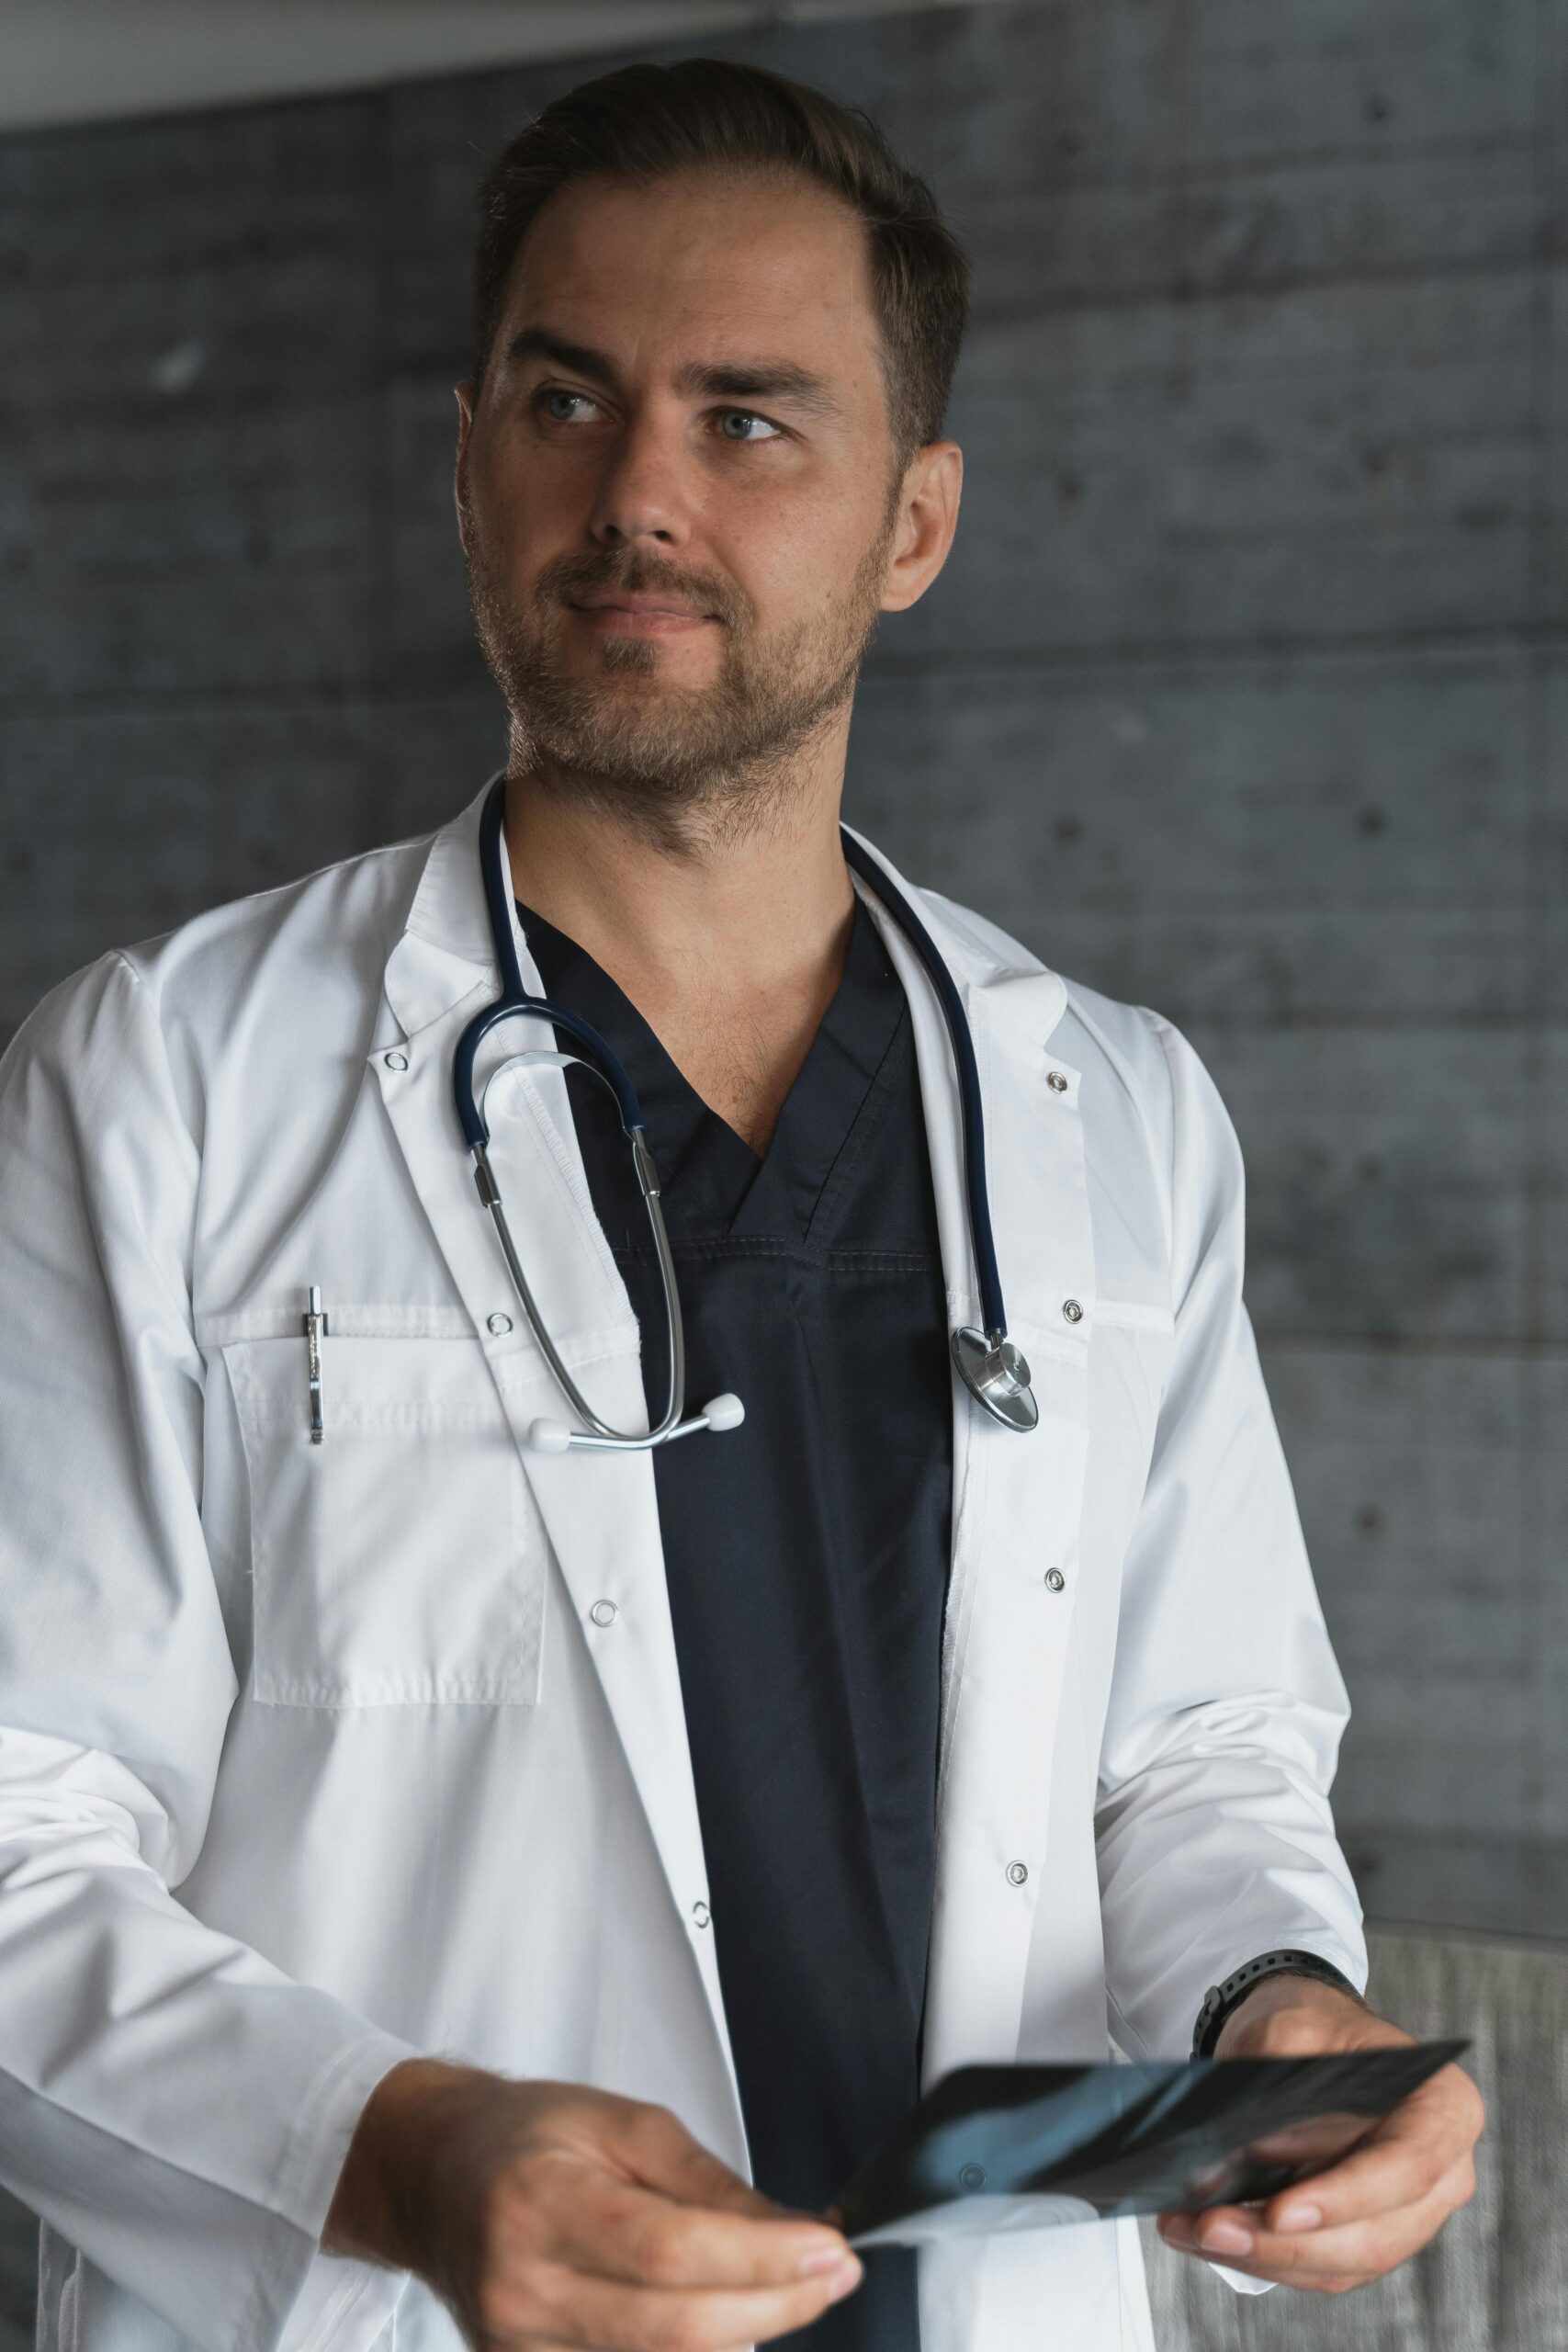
[834,2042,1467,2246]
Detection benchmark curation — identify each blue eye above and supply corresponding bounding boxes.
[538,389,593,423]
[533,390,780,440]
[719,410,780,442]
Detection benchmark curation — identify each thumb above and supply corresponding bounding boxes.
[617,2104,809,2225]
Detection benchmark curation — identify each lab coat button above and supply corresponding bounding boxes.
[959,2164,987,2191]
[691,1901,711,1928]
[590,1600,617,1628]
[487,1312,513,1336]
[383,1051,408,1071]
[1046,1070,1068,1093]
[1063,1298,1084,1324]
[1045,1568,1066,1593]
[1006,1860,1029,1887]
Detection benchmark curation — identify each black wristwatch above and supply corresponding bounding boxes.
[1191,1949,1361,2060]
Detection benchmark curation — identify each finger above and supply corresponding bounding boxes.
[521,2162,853,2292]
[1159,2163,1467,2285]
[1154,2064,1482,2249]
[1165,2141,1429,2252]
[519,2252,863,2351]
[1156,2213,1379,2296]
[613,2105,798,2223]
[1260,2070,1483,2236]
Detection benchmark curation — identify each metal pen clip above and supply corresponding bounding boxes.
[302,1284,329,1443]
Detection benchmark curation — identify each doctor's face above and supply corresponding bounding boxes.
[454,166,948,828]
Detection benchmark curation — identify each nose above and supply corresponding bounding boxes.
[585,408,691,550]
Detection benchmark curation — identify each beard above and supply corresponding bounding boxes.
[459,481,898,848]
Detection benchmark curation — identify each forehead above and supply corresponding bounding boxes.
[497,166,881,378]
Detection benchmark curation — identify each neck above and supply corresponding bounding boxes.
[501,730,859,1154]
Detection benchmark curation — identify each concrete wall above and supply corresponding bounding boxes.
[0,0,1006,130]
[1,0,1559,1954]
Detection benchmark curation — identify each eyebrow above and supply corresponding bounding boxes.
[502,325,844,421]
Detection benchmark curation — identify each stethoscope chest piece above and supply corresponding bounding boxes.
[951,1326,1039,1433]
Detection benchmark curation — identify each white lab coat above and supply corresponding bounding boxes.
[0,775,1366,2352]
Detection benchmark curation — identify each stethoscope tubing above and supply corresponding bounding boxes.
[838,832,1008,1348]
[452,775,1032,1448]
[469,1130,686,1445]
[459,782,690,1447]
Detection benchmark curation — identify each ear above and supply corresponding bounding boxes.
[878,441,963,616]
[454,381,476,551]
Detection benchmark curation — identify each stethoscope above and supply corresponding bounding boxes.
[454,775,1038,1453]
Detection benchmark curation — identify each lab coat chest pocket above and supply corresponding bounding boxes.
[224,1331,545,1706]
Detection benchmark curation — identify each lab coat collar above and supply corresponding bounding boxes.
[381,773,1070,1056]
[839,819,1068,1060]
[377,772,1079,1367]
[378,780,500,1043]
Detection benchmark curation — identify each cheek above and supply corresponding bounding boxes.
[494,450,567,536]
[478,427,584,541]
[719,485,882,617]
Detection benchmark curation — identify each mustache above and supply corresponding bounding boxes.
[537,552,746,629]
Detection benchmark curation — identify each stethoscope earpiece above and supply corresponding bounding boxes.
[526,1419,574,1456]
[527,1392,746,1456]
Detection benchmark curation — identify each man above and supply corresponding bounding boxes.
[0,54,1481,2352]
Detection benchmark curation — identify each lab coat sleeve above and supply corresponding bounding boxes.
[0,953,425,2352]
[1095,1014,1368,2088]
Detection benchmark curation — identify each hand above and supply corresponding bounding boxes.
[1156,1975,1484,2295]
[322,2057,863,2350]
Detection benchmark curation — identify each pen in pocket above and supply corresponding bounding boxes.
[302,1285,329,1442]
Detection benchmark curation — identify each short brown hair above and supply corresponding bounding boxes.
[471,56,970,478]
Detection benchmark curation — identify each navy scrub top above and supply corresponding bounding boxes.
[519,888,953,2350]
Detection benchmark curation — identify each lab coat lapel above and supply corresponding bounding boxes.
[848,835,1094,2086]
[369,782,740,2106]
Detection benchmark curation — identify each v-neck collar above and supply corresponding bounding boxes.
[514,892,910,1245]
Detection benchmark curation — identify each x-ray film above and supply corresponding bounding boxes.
[834,2042,1467,2246]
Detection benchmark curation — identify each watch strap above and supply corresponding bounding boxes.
[1191,1948,1361,2059]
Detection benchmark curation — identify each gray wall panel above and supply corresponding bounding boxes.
[1266,1346,1529,1832]
[1539,1033,1568,1340]
[924,273,1538,656]
[1529,1365,1568,1852]
[1190,0,1537,156]
[1,100,385,700]
[1193,1025,1531,1340]
[847,648,1533,1023]
[1547,661,1568,1037]
[975,146,1545,313]
[6,396,383,698]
